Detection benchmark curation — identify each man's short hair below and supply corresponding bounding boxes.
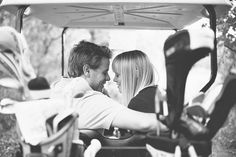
[68,40,112,77]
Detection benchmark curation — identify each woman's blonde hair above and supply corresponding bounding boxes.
[112,50,156,106]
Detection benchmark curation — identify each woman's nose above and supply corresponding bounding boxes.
[113,76,117,82]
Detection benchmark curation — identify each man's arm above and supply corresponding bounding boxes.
[111,108,166,132]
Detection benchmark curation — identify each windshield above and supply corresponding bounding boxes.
[22,20,211,104]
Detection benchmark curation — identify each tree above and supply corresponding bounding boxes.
[216,5,236,78]
[22,17,62,78]
[211,4,236,157]
[217,6,236,51]
[0,11,15,27]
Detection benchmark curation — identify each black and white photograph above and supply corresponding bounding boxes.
[0,0,236,157]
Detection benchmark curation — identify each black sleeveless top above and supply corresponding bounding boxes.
[128,85,157,113]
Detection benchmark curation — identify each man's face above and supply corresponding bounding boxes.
[88,57,110,92]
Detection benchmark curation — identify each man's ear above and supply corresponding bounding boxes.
[83,64,90,77]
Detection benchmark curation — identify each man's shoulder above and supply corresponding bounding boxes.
[83,92,123,107]
[51,77,92,98]
[84,91,113,101]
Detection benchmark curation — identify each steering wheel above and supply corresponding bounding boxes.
[79,128,146,148]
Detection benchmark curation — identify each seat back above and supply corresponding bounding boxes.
[19,111,79,157]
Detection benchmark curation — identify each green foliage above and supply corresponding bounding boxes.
[22,16,62,78]
[0,127,21,157]
[0,11,15,26]
[217,6,236,52]
[216,5,236,78]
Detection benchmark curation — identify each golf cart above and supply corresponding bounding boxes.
[0,0,234,157]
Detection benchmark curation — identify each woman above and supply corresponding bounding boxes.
[111,50,159,157]
[112,50,158,113]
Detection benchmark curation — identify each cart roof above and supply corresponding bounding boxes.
[0,0,232,30]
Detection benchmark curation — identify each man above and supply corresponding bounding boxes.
[51,40,165,132]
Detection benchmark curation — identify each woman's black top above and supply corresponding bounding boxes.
[128,85,157,113]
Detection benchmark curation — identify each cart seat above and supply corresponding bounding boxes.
[19,110,78,157]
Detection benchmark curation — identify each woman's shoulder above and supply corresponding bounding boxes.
[139,85,157,93]
[128,85,157,112]
[134,85,157,99]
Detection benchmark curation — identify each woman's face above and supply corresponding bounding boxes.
[113,69,121,92]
